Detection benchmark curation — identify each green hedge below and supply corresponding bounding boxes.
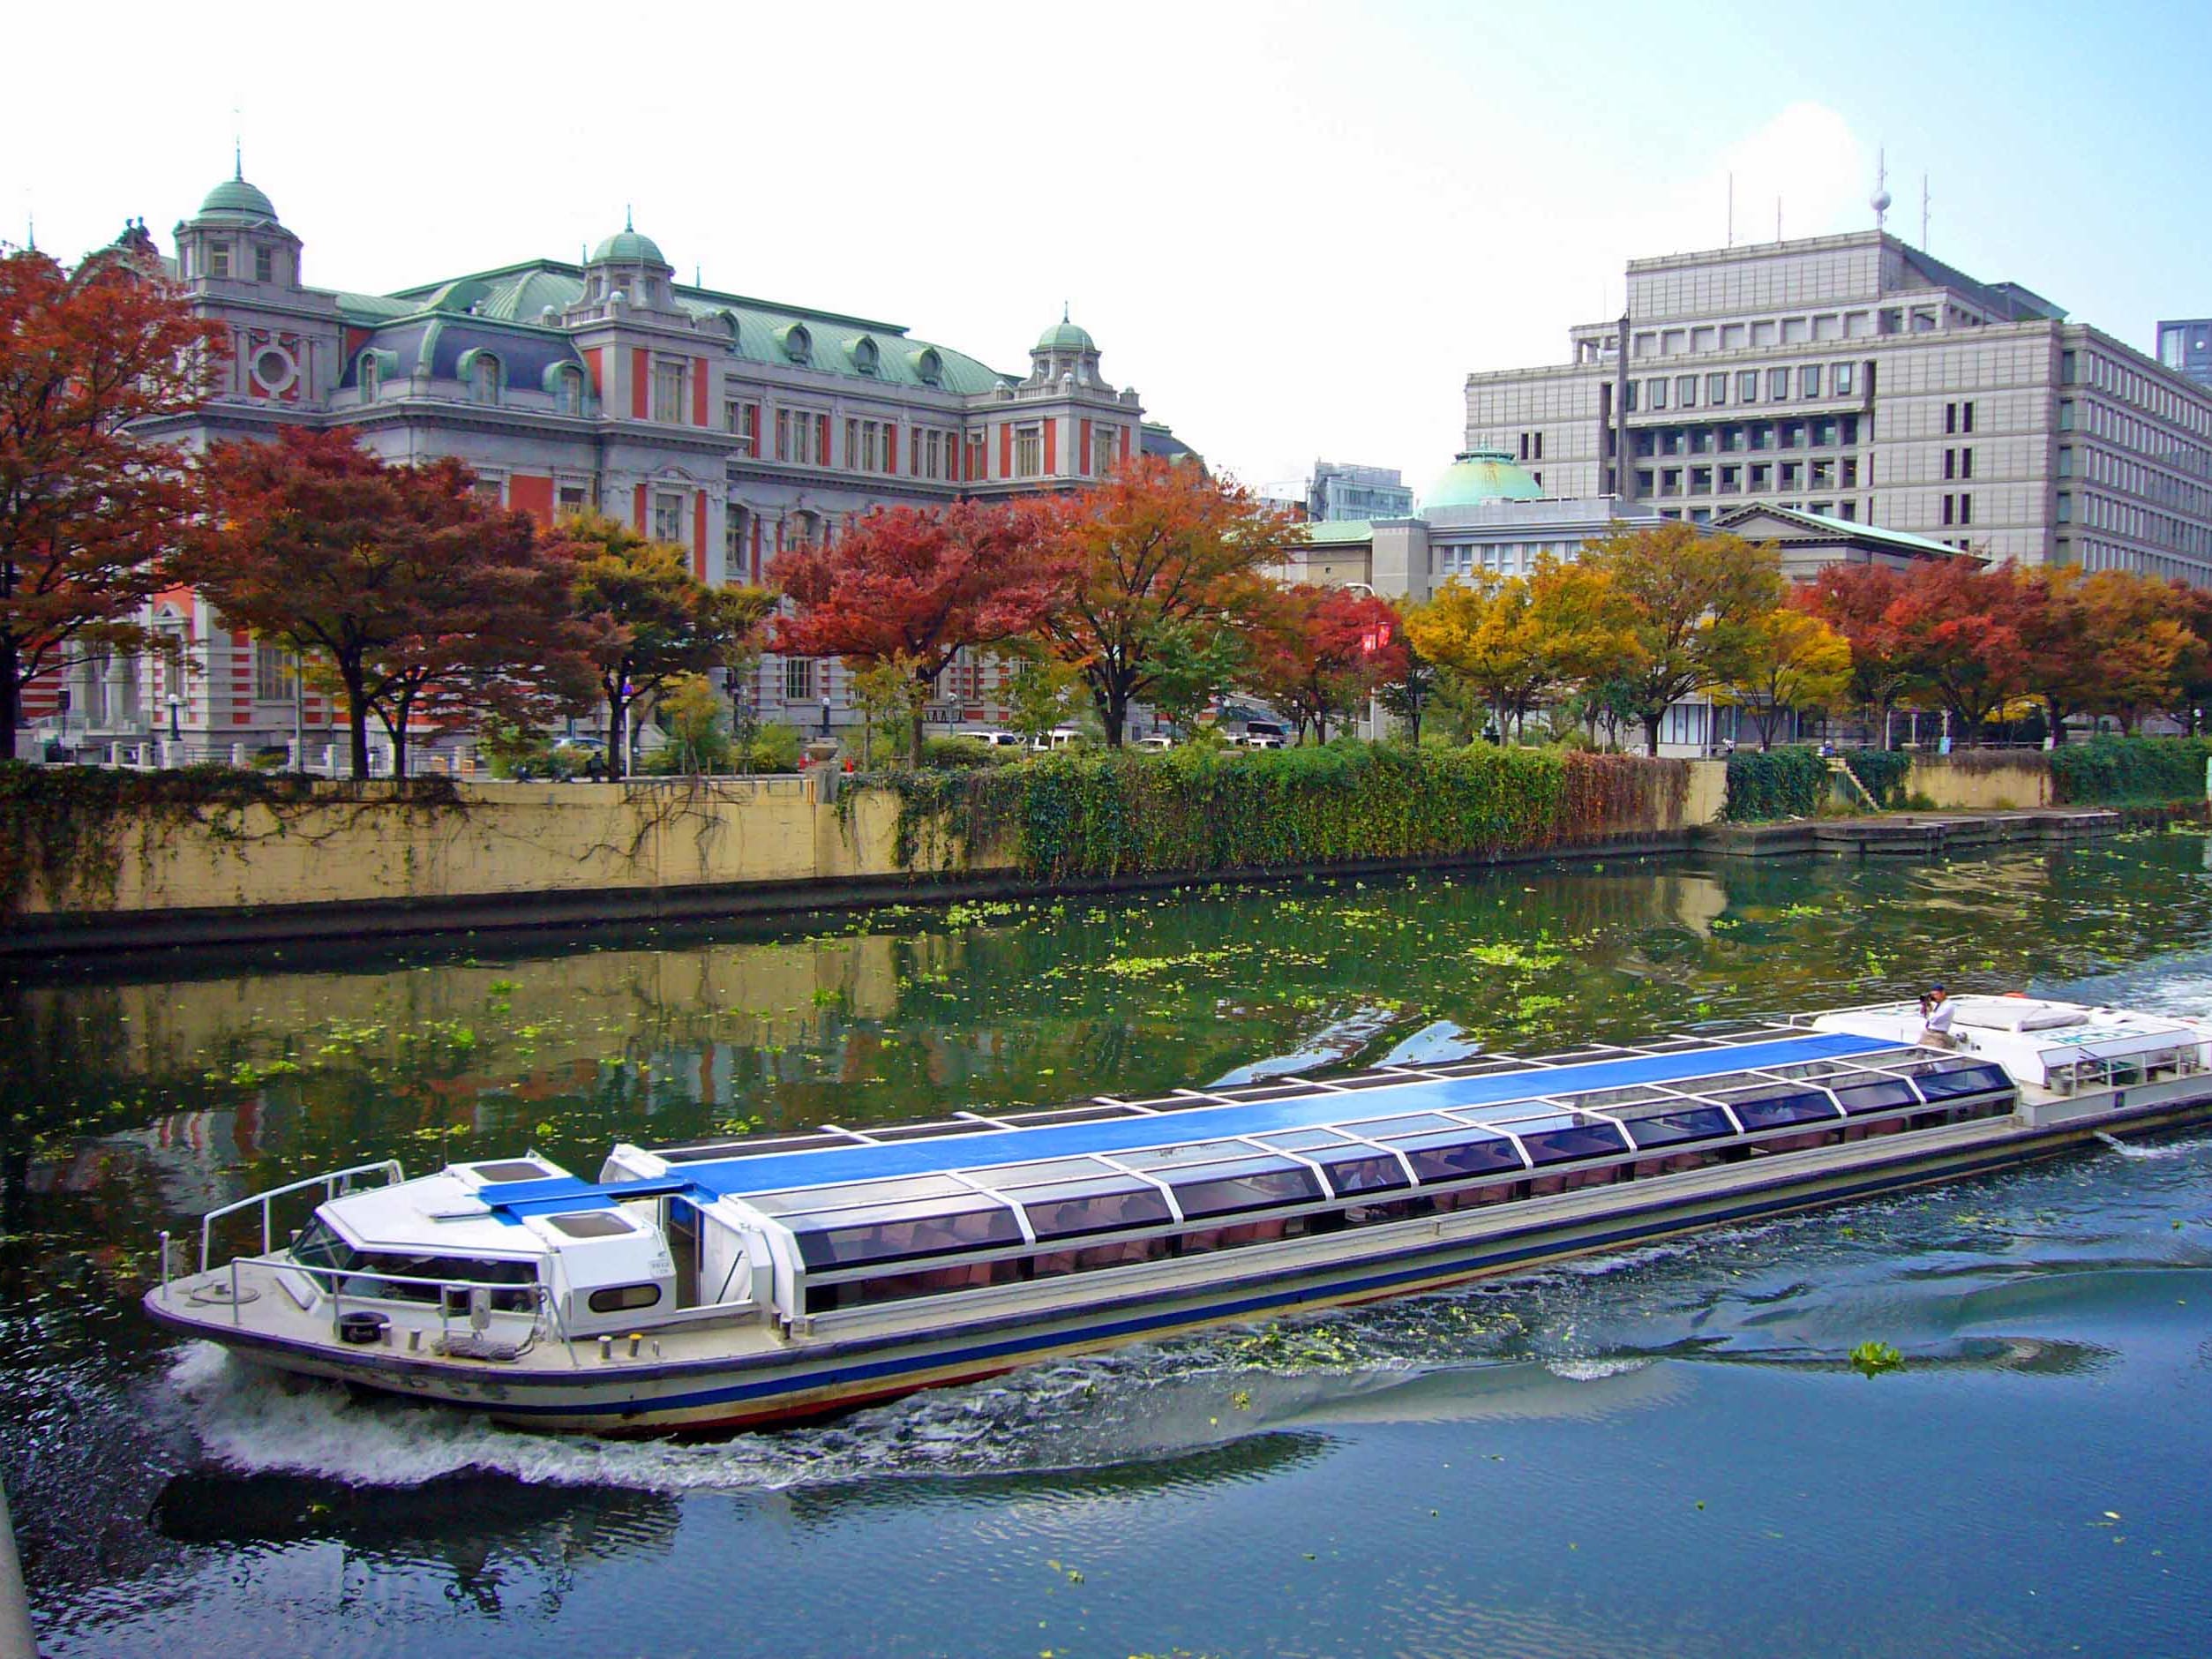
[2049,737,2212,805]
[1843,748,1912,809]
[866,743,1690,878]
[1723,746,1832,822]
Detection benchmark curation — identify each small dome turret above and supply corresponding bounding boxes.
[198,173,278,222]
[590,211,667,266]
[1036,312,1096,353]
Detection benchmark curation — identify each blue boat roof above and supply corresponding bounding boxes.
[481,1031,1901,1219]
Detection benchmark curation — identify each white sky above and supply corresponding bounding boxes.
[11,0,2209,500]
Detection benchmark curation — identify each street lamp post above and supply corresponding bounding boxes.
[166,693,181,742]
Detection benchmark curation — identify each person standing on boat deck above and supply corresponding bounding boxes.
[1920,986,1957,1048]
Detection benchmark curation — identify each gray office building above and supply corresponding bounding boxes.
[1467,230,2212,584]
[2157,320,2212,388]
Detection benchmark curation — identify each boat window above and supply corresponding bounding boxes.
[1348,1113,1468,1139]
[1821,1072,1920,1114]
[658,1130,864,1163]
[1383,1129,1525,1182]
[1633,1037,1725,1054]
[1556,1085,1673,1110]
[547,1210,634,1238]
[470,1160,555,1183]
[1710,1085,1841,1130]
[1115,1140,1268,1172]
[808,1257,1028,1311]
[1255,1127,1361,1153]
[1510,1120,1633,1166]
[1331,1072,1434,1092]
[968,1156,1124,1189]
[864,1120,991,1143]
[1018,1180,1174,1241]
[1424,1057,1533,1077]
[746,1173,976,1216]
[788,1197,1023,1271]
[1897,1061,2012,1100]
[1608,1104,1738,1149]
[1315,1152,1413,1195]
[587,1283,662,1313]
[290,1216,360,1275]
[1701,1025,1800,1044]
[998,1102,1153,1127]
[345,1251,537,1310]
[1141,1155,1323,1220]
[1214,1081,1330,1102]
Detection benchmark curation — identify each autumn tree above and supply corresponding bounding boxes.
[2165,581,2212,734]
[0,244,225,757]
[193,429,587,777]
[559,511,772,780]
[1880,557,2029,741]
[1407,556,1637,742]
[1579,522,1785,755]
[2077,569,2193,733]
[771,501,1055,764]
[1376,634,1438,745]
[1242,585,1406,743]
[1716,608,1853,749]
[1032,457,1295,746]
[1801,562,1918,742]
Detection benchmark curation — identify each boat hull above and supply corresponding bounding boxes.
[148,1083,2212,1435]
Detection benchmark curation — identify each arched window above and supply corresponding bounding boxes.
[361,352,380,401]
[470,353,501,405]
[556,367,583,417]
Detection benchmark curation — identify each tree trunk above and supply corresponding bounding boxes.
[2044,697,2068,744]
[0,636,18,761]
[1101,679,1128,747]
[908,706,925,768]
[341,664,372,780]
[1641,712,1662,757]
[604,671,628,781]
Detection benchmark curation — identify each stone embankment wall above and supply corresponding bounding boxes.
[1905,756,2052,809]
[0,751,2106,956]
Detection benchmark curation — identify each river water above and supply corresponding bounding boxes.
[4,837,2210,1657]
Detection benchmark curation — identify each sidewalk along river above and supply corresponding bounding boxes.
[4,833,2210,1657]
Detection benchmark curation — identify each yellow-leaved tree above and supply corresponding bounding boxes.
[1406,556,1634,741]
[1717,607,1853,749]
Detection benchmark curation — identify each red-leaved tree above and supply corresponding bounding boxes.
[1242,585,1407,743]
[191,429,589,777]
[1881,558,2029,741]
[771,500,1057,764]
[1801,562,1915,739]
[0,245,225,757]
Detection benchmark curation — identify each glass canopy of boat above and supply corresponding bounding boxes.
[479,1026,2014,1250]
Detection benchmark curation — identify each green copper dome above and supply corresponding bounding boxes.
[591,225,666,265]
[1036,315,1095,352]
[1423,449,1544,512]
[199,175,278,221]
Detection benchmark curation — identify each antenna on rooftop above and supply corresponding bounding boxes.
[1727,172,1734,246]
[1871,147,1892,232]
[1920,175,1931,249]
[1775,197,1782,243]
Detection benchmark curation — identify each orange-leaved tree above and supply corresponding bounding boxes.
[1881,556,2030,741]
[1032,457,1297,747]
[0,244,225,757]
[770,500,1058,765]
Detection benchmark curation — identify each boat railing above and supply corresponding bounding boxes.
[181,1249,577,1359]
[191,1160,406,1273]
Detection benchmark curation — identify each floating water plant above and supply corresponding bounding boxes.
[1849,1340,1904,1377]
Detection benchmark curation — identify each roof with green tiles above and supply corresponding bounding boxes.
[1713,503,1963,559]
[1294,520,1377,545]
[321,259,1014,392]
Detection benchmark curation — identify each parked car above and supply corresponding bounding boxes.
[1239,724,1287,750]
[1032,727,1086,752]
[1136,734,1176,752]
[953,729,1026,748]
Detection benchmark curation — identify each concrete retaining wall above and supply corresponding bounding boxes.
[1907,755,2052,810]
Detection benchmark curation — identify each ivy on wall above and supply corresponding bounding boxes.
[1842,749,1912,809]
[2048,737,2212,805]
[1722,746,1832,822]
[865,746,1691,880]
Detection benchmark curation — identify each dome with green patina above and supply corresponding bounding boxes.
[1422,449,1544,512]
[1036,315,1096,353]
[198,175,278,221]
[591,224,667,266]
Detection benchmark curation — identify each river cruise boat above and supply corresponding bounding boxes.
[147,996,2212,1434]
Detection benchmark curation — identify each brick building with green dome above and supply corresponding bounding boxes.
[28,173,1168,764]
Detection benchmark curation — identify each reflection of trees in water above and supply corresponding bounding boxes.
[151,1468,679,1618]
